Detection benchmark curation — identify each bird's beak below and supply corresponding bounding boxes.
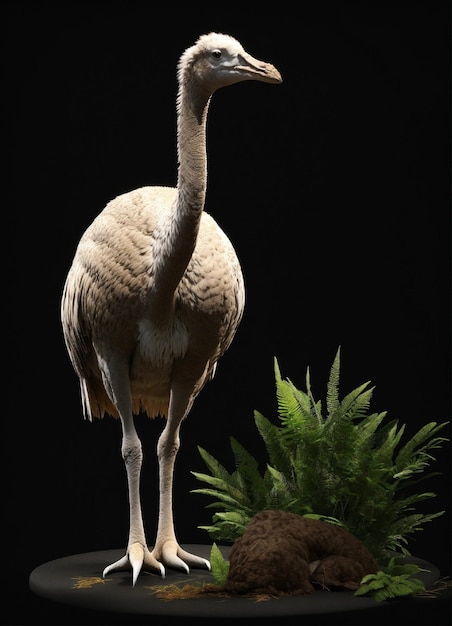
[235,52,282,84]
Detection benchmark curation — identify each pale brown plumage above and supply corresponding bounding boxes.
[61,33,281,584]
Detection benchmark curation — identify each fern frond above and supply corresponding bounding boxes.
[372,420,405,467]
[189,485,253,512]
[264,465,299,511]
[355,562,427,602]
[338,382,374,420]
[211,510,249,526]
[305,367,323,424]
[395,422,449,475]
[230,437,268,510]
[189,471,242,498]
[191,348,448,562]
[360,411,388,436]
[326,345,341,417]
[274,356,282,383]
[276,377,313,425]
[210,543,230,585]
[230,438,262,485]
[254,411,293,476]
[196,446,236,486]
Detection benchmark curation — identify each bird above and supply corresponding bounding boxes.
[60,32,282,585]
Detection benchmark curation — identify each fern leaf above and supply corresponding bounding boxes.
[338,382,374,420]
[395,422,449,474]
[190,472,232,492]
[230,437,262,489]
[360,411,388,436]
[196,446,235,485]
[305,367,323,424]
[274,356,282,383]
[210,543,229,585]
[326,346,341,417]
[277,377,311,422]
[291,382,316,420]
[189,486,253,512]
[373,420,405,466]
[303,513,346,528]
[211,510,249,528]
[355,562,427,602]
[254,411,294,476]
[190,471,251,508]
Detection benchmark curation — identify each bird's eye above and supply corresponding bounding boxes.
[212,49,222,59]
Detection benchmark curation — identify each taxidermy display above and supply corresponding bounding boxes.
[61,33,282,585]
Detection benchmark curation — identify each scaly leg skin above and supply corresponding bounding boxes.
[148,414,211,576]
[148,389,210,577]
[101,406,167,584]
[102,392,210,584]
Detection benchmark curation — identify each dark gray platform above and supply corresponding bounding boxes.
[29,545,440,621]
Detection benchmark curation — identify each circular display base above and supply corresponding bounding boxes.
[29,545,440,622]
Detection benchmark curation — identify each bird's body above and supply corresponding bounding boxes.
[63,185,243,420]
[61,33,281,584]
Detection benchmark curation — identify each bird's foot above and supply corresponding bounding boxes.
[103,542,165,585]
[102,541,210,585]
[151,539,211,575]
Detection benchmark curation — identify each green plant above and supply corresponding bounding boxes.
[209,543,230,585]
[192,347,449,564]
[354,557,427,602]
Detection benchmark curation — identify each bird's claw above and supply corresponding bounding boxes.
[102,541,210,585]
[158,540,211,574]
[102,543,165,585]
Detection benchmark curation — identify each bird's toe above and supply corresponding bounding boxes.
[129,543,146,585]
[102,543,165,585]
[178,546,211,571]
[102,554,130,579]
[154,541,210,573]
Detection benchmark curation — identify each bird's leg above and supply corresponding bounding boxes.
[150,388,210,573]
[102,411,164,583]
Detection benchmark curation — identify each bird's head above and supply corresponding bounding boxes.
[178,32,282,93]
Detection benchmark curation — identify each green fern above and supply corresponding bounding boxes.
[355,557,428,602]
[191,347,449,564]
[209,543,230,585]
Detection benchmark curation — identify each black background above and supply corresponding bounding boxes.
[6,2,451,624]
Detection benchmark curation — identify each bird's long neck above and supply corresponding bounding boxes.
[174,84,210,250]
[149,80,211,324]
